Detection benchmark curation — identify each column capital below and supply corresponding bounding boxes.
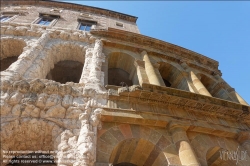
[179,61,190,71]
[167,120,190,134]
[134,60,145,68]
[141,50,147,57]
[237,131,250,144]
[152,62,160,69]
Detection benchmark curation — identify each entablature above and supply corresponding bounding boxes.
[91,28,222,76]
[107,84,250,123]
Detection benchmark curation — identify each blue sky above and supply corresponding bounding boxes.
[61,1,250,104]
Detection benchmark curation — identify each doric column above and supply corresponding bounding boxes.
[169,122,200,166]
[237,131,250,157]
[1,32,50,81]
[181,62,212,97]
[141,51,165,86]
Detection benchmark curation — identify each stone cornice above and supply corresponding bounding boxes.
[1,0,138,23]
[91,28,221,75]
[107,84,250,123]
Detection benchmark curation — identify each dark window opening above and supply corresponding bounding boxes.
[0,56,18,71]
[116,22,123,27]
[163,78,171,87]
[46,60,83,84]
[108,68,133,87]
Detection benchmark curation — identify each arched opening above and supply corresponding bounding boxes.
[199,74,216,94]
[198,73,233,101]
[0,38,26,71]
[46,60,83,84]
[158,62,190,91]
[108,52,138,86]
[42,43,85,83]
[109,138,167,166]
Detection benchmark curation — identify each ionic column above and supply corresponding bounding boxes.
[170,124,200,166]
[141,51,165,86]
[181,62,212,97]
[1,32,50,81]
[237,131,250,157]
[190,71,212,97]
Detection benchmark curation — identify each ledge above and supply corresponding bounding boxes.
[107,84,250,122]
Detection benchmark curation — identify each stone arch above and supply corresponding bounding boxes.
[158,62,191,91]
[189,132,248,166]
[197,73,232,101]
[0,119,64,165]
[0,38,26,71]
[24,42,85,83]
[97,123,181,166]
[107,52,138,86]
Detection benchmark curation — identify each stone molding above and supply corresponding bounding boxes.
[1,0,138,23]
[91,28,220,75]
[107,83,250,123]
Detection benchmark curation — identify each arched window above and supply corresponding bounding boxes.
[24,43,85,83]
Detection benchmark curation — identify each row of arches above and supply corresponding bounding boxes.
[97,124,249,166]
[0,38,246,104]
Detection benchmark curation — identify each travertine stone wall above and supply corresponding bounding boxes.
[1,38,108,166]
[1,4,140,33]
[1,1,250,166]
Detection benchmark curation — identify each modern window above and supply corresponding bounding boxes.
[78,19,96,31]
[37,17,53,25]
[34,14,60,26]
[79,23,92,31]
[0,16,13,22]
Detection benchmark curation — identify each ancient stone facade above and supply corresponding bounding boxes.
[1,1,250,166]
